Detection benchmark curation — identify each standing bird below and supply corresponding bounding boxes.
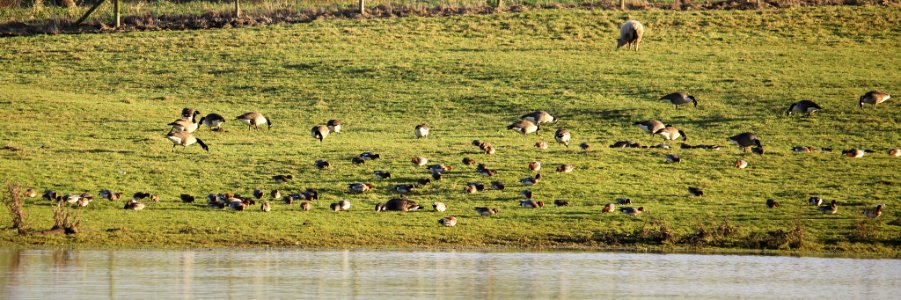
[665,154,681,163]
[819,200,838,214]
[660,92,698,109]
[654,125,687,145]
[554,128,571,147]
[616,20,644,51]
[181,108,199,121]
[327,119,342,134]
[202,113,226,131]
[236,112,272,130]
[863,204,884,218]
[166,131,209,152]
[842,149,865,158]
[521,111,558,125]
[634,120,666,138]
[602,203,616,213]
[414,124,430,139]
[168,112,204,133]
[786,100,823,116]
[728,132,763,154]
[859,91,891,108]
[438,216,457,227]
[311,125,329,143]
[508,120,539,135]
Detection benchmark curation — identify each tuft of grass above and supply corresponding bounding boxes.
[2,183,28,234]
[51,200,80,235]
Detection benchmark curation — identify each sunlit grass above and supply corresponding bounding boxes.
[0,6,899,255]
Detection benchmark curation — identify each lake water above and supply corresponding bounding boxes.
[0,249,899,299]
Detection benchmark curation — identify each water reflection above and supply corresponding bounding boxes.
[1,249,899,299]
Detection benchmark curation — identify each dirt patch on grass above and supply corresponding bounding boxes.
[1,1,896,37]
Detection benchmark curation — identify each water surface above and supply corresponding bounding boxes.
[1,249,898,299]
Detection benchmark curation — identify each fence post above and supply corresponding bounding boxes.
[495,0,503,10]
[620,0,625,10]
[235,0,242,17]
[359,0,365,14]
[114,0,120,28]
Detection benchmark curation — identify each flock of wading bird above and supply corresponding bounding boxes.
[22,87,893,228]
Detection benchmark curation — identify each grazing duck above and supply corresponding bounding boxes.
[338,200,351,211]
[374,170,392,179]
[507,120,539,135]
[477,168,497,177]
[467,182,485,191]
[133,192,151,200]
[655,125,687,144]
[889,149,900,157]
[180,194,195,203]
[766,199,780,208]
[661,92,698,109]
[431,173,443,181]
[326,119,342,134]
[520,174,542,186]
[300,201,312,211]
[359,152,380,160]
[418,178,432,186]
[181,108,199,121]
[688,187,704,197]
[261,202,271,212]
[270,189,281,200]
[329,202,341,212]
[150,194,160,202]
[528,161,542,172]
[349,183,374,193]
[620,206,645,216]
[728,132,763,154]
[124,199,145,211]
[665,154,681,163]
[169,111,204,133]
[439,216,457,227]
[616,198,632,205]
[786,100,823,116]
[521,190,533,199]
[272,175,293,183]
[314,160,331,169]
[602,203,616,213]
[633,120,666,137]
[42,190,57,201]
[464,185,478,194]
[166,131,209,152]
[395,184,415,195]
[579,142,590,152]
[24,188,37,198]
[236,112,272,130]
[553,200,570,207]
[521,111,557,125]
[462,157,476,165]
[734,159,749,169]
[252,189,264,200]
[311,125,329,143]
[809,196,823,206]
[819,200,838,214]
[475,207,499,216]
[76,197,91,208]
[351,157,366,165]
[842,149,865,158]
[863,204,884,218]
[433,202,447,212]
[535,141,549,149]
[792,146,815,153]
[302,188,319,200]
[556,164,575,173]
[428,164,453,175]
[520,200,544,208]
[482,143,496,155]
[412,156,429,167]
[859,91,891,108]
[554,128,571,147]
[414,124,430,139]
[490,181,505,190]
[384,198,422,212]
[202,113,226,131]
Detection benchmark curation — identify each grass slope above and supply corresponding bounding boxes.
[0,6,899,255]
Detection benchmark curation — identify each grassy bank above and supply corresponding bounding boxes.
[0,6,900,256]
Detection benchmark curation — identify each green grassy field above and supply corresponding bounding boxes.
[0,6,899,256]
